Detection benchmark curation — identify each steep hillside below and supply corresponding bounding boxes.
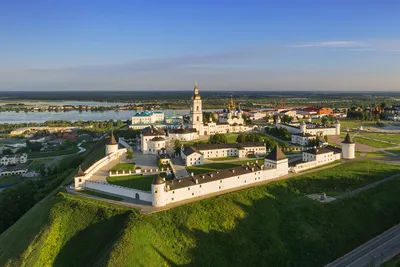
[0,161,399,266]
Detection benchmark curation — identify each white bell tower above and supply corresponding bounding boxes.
[190,82,203,132]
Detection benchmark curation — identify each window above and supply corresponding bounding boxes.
[192,193,194,196]
[172,198,174,201]
[173,191,175,194]
[188,187,190,190]
[155,190,158,193]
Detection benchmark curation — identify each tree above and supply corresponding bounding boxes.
[2,148,13,155]
[208,133,228,144]
[282,115,292,124]
[126,148,133,163]
[245,133,262,142]
[236,134,246,143]
[321,116,329,125]
[173,140,182,155]
[26,141,42,152]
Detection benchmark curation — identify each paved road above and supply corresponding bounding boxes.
[171,157,189,178]
[326,224,400,267]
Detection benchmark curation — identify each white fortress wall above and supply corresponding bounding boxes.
[74,148,127,187]
[84,180,152,202]
[163,167,284,205]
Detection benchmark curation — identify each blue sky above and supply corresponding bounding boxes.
[0,0,399,91]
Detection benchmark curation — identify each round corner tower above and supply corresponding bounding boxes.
[106,131,119,155]
[151,176,166,207]
[341,132,355,159]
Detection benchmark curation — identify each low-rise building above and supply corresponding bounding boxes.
[0,153,28,166]
[131,111,164,125]
[291,132,316,146]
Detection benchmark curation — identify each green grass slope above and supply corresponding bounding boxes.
[0,161,399,267]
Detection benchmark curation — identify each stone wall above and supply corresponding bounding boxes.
[85,180,152,202]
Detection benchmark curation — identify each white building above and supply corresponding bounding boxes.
[0,167,27,177]
[152,145,289,207]
[276,119,340,137]
[131,111,164,125]
[180,146,204,166]
[167,128,199,142]
[291,132,316,146]
[180,142,267,166]
[140,126,166,155]
[189,84,256,135]
[0,153,28,166]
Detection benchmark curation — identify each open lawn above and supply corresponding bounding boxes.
[110,163,136,171]
[0,176,23,186]
[186,159,260,175]
[225,133,239,143]
[363,151,388,157]
[28,145,80,159]
[339,119,382,130]
[27,160,43,171]
[353,136,394,148]
[359,133,400,144]
[288,160,400,196]
[2,160,400,266]
[106,173,172,191]
[388,148,400,156]
[79,189,123,201]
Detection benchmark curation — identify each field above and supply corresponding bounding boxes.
[186,159,260,175]
[359,133,400,144]
[287,160,400,196]
[110,163,136,171]
[1,159,400,266]
[28,144,80,159]
[79,189,123,201]
[388,148,400,156]
[339,119,382,130]
[0,176,23,186]
[353,136,394,148]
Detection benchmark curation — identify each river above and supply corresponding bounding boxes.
[0,109,218,123]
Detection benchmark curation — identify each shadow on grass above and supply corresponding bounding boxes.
[54,213,129,267]
[152,177,400,267]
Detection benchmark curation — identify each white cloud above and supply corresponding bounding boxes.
[288,41,369,48]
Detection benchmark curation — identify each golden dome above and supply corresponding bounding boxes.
[193,94,201,100]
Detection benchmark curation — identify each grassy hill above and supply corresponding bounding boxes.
[0,161,399,266]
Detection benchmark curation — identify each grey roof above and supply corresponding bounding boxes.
[158,154,171,159]
[196,142,265,151]
[166,163,264,190]
[303,147,334,155]
[76,165,85,176]
[153,176,165,185]
[182,146,202,156]
[151,137,165,141]
[141,126,165,136]
[170,128,198,134]
[292,132,315,137]
[108,131,118,145]
[265,146,287,161]
[342,133,354,144]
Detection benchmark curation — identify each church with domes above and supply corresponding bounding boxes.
[189,83,255,136]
